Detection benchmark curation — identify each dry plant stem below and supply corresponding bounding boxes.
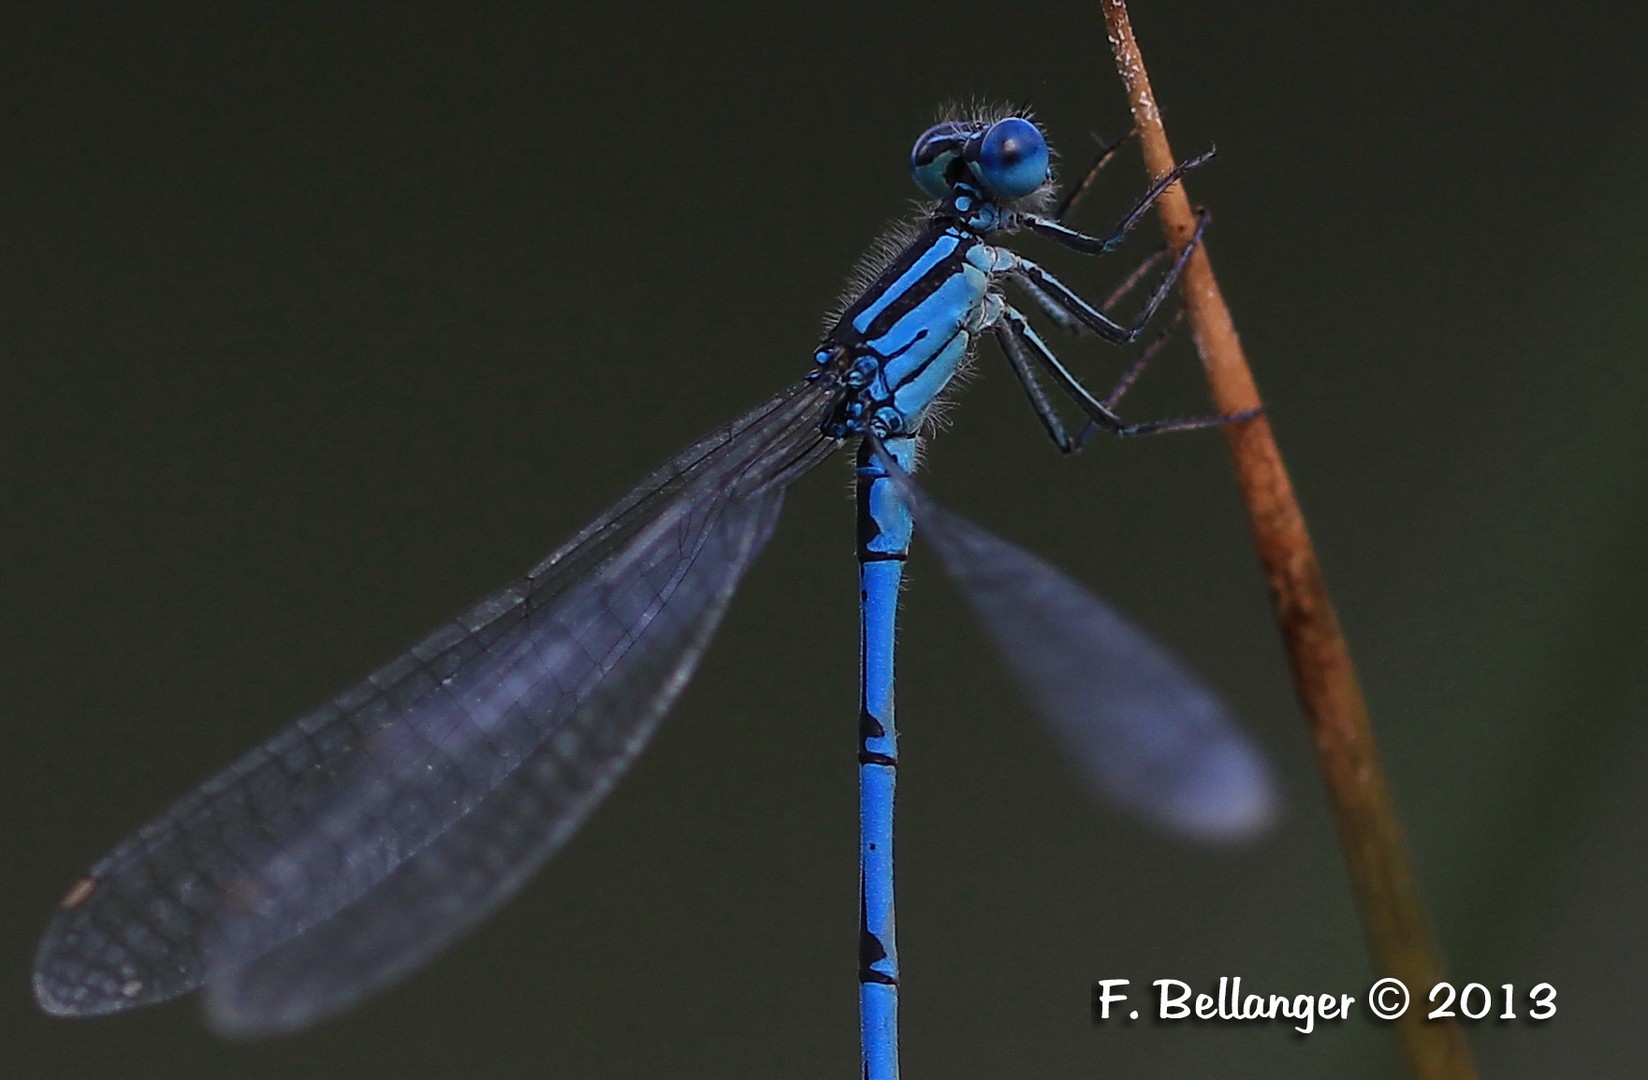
[1099,4,1478,1079]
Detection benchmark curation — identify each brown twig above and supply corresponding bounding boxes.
[1098,3,1478,1078]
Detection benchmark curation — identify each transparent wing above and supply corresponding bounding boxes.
[888,463,1275,841]
[35,379,841,1031]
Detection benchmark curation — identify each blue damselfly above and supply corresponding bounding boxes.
[35,107,1273,1078]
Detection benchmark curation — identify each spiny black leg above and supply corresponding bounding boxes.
[1093,147,1217,253]
[1103,310,1183,410]
[1108,209,1208,338]
[997,302,1261,450]
[1021,246,1169,337]
[1085,406,1265,443]
[1070,311,1262,448]
[995,317,1078,452]
[1010,209,1209,343]
[1017,277,1080,334]
[1079,307,1262,443]
[998,305,1130,442]
[1052,128,1136,224]
[1024,147,1216,256]
[1098,247,1170,317]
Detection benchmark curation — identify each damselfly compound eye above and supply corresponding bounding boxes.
[909,121,973,200]
[974,117,1049,200]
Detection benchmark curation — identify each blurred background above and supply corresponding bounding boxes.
[4,2,1644,1077]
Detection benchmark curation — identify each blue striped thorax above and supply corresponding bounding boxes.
[813,113,1053,440]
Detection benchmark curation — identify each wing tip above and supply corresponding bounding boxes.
[1155,743,1280,843]
[32,968,148,1019]
[33,973,82,1018]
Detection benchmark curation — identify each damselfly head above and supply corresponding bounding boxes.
[910,114,1051,204]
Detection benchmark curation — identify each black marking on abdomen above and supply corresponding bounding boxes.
[855,462,884,549]
[858,891,898,986]
[859,707,886,742]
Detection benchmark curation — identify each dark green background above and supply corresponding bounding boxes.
[5,3,1645,1077]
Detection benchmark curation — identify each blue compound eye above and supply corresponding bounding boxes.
[910,121,972,199]
[974,117,1049,200]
